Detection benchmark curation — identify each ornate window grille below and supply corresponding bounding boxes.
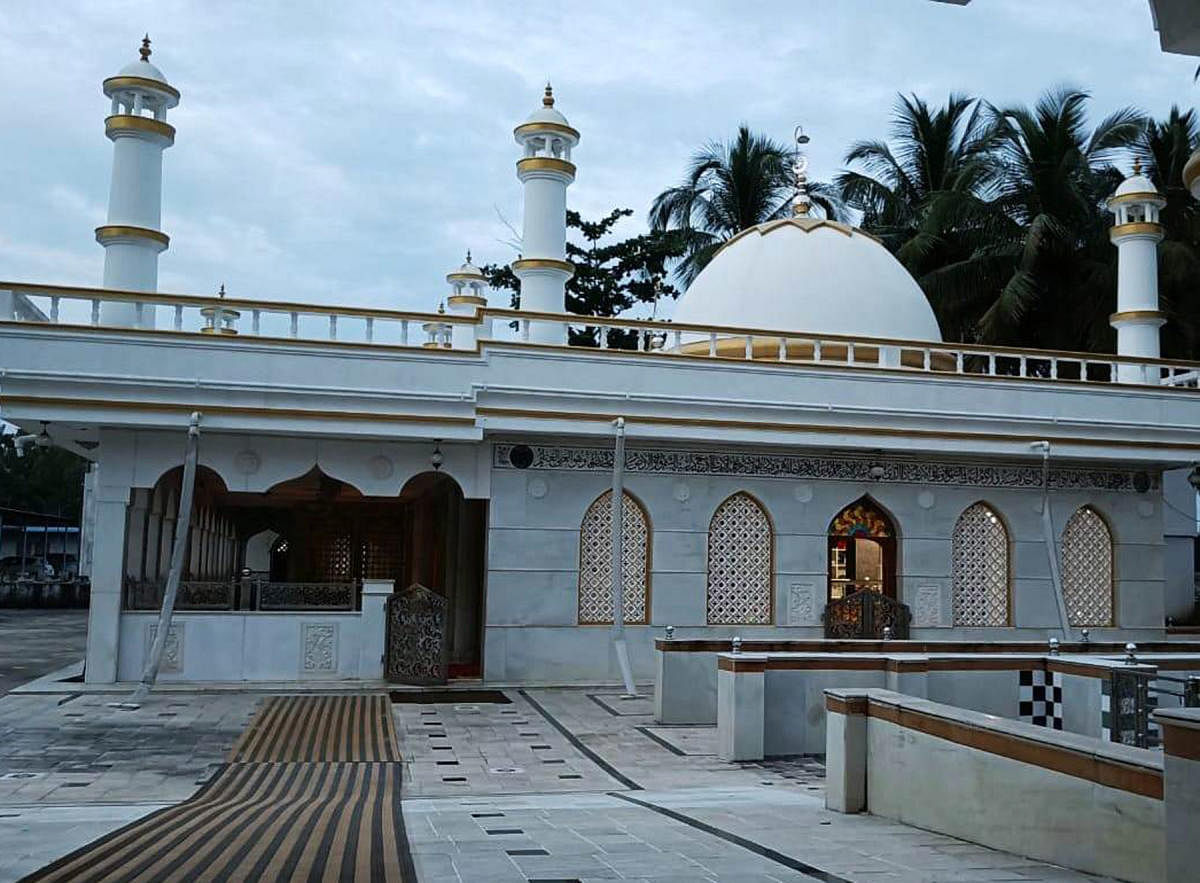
[706,492,772,624]
[578,490,649,624]
[951,503,1009,626]
[1061,506,1114,627]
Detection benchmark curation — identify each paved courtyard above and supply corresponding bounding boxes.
[0,670,1119,881]
[0,610,87,695]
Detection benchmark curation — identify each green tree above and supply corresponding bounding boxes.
[483,208,686,347]
[837,93,1006,341]
[649,125,839,285]
[0,432,88,521]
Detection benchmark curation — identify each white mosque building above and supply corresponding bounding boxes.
[2,41,1199,686]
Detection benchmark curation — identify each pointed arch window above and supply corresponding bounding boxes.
[578,490,650,624]
[1061,506,1114,627]
[952,503,1010,626]
[706,492,773,624]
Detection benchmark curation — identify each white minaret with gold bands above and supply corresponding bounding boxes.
[445,251,489,349]
[98,36,179,328]
[1107,162,1166,384]
[512,84,579,345]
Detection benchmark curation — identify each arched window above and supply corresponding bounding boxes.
[1061,506,1114,627]
[706,492,772,624]
[578,490,650,624]
[952,503,1009,626]
[827,497,897,602]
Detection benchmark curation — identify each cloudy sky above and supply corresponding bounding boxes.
[0,0,1195,315]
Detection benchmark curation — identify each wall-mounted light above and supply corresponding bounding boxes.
[431,441,443,471]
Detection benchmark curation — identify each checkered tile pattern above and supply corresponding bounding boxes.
[1019,669,1063,730]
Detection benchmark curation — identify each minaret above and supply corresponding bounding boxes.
[1107,160,1166,384]
[97,36,179,327]
[445,251,489,349]
[512,84,579,344]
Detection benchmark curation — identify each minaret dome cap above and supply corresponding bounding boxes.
[520,82,574,130]
[115,35,169,84]
[1108,159,1164,206]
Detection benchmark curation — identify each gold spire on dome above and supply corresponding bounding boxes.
[792,124,812,218]
[1133,157,1143,176]
[218,283,226,298]
[465,249,472,264]
[543,83,554,107]
[139,34,152,62]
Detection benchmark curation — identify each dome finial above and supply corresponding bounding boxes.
[1133,157,1143,177]
[543,82,554,107]
[465,249,472,264]
[793,124,812,218]
[218,283,226,299]
[139,34,152,62]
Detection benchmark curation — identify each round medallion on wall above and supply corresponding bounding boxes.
[917,490,935,510]
[1137,500,1155,518]
[673,482,690,502]
[368,455,394,480]
[793,483,813,503]
[527,477,548,499]
[234,450,261,475]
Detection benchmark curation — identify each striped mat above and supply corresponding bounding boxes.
[24,694,414,882]
[229,694,401,762]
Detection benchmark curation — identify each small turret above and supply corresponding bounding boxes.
[1107,161,1166,384]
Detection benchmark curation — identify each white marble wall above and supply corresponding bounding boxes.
[484,450,1167,682]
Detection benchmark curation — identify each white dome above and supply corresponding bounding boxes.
[672,218,943,342]
[1114,173,1157,198]
[524,105,570,127]
[117,58,168,83]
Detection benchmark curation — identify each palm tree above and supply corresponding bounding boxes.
[836,93,1005,340]
[1133,107,1200,358]
[649,126,837,285]
[976,87,1145,351]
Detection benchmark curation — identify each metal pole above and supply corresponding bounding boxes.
[1032,442,1071,638]
[610,417,637,697]
[125,412,201,705]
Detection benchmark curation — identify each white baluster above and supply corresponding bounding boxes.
[401,319,409,346]
[744,335,753,360]
[813,340,822,362]
[987,353,996,376]
[1081,359,1089,381]
[778,338,786,361]
[709,332,717,357]
[91,299,100,326]
[673,330,682,350]
[1050,357,1058,379]
[173,305,183,331]
[955,351,963,374]
[252,309,261,335]
[289,312,299,338]
[365,316,373,343]
[329,314,337,340]
[847,342,855,364]
[637,329,644,352]
[522,320,531,342]
[599,326,608,349]
[922,349,931,371]
[1019,355,1027,377]
[50,296,60,322]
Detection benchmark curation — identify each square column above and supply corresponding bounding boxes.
[85,482,131,683]
[717,653,765,761]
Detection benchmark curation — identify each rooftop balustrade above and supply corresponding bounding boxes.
[3,280,1199,390]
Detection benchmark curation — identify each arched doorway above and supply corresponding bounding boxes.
[385,471,487,683]
[827,497,897,602]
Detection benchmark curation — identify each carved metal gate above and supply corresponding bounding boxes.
[823,587,912,639]
[385,583,448,685]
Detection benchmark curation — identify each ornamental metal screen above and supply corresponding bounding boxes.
[577,491,649,624]
[1061,506,1114,626]
[951,503,1009,626]
[385,583,448,685]
[706,492,772,624]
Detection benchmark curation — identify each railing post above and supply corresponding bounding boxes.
[91,299,100,326]
[0,289,14,321]
[744,335,753,360]
[599,325,608,349]
[709,331,717,357]
[847,342,855,364]
[289,312,299,338]
[400,319,409,346]
[253,310,262,336]
[173,305,183,331]
[1050,357,1058,379]
[365,316,373,342]
[673,330,682,351]
[50,296,60,322]
[778,337,786,361]
[987,353,995,376]
[328,314,337,340]
[922,349,931,371]
[1185,676,1200,708]
[1019,355,1027,377]
[813,340,822,362]
[955,351,963,374]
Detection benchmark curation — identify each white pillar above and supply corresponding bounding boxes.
[85,483,131,683]
[512,85,579,345]
[97,40,180,328]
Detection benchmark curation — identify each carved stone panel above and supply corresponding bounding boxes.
[914,583,945,628]
[385,584,448,685]
[787,582,819,626]
[302,623,338,673]
[144,623,184,674]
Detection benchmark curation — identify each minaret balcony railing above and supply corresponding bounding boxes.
[4,280,1200,392]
